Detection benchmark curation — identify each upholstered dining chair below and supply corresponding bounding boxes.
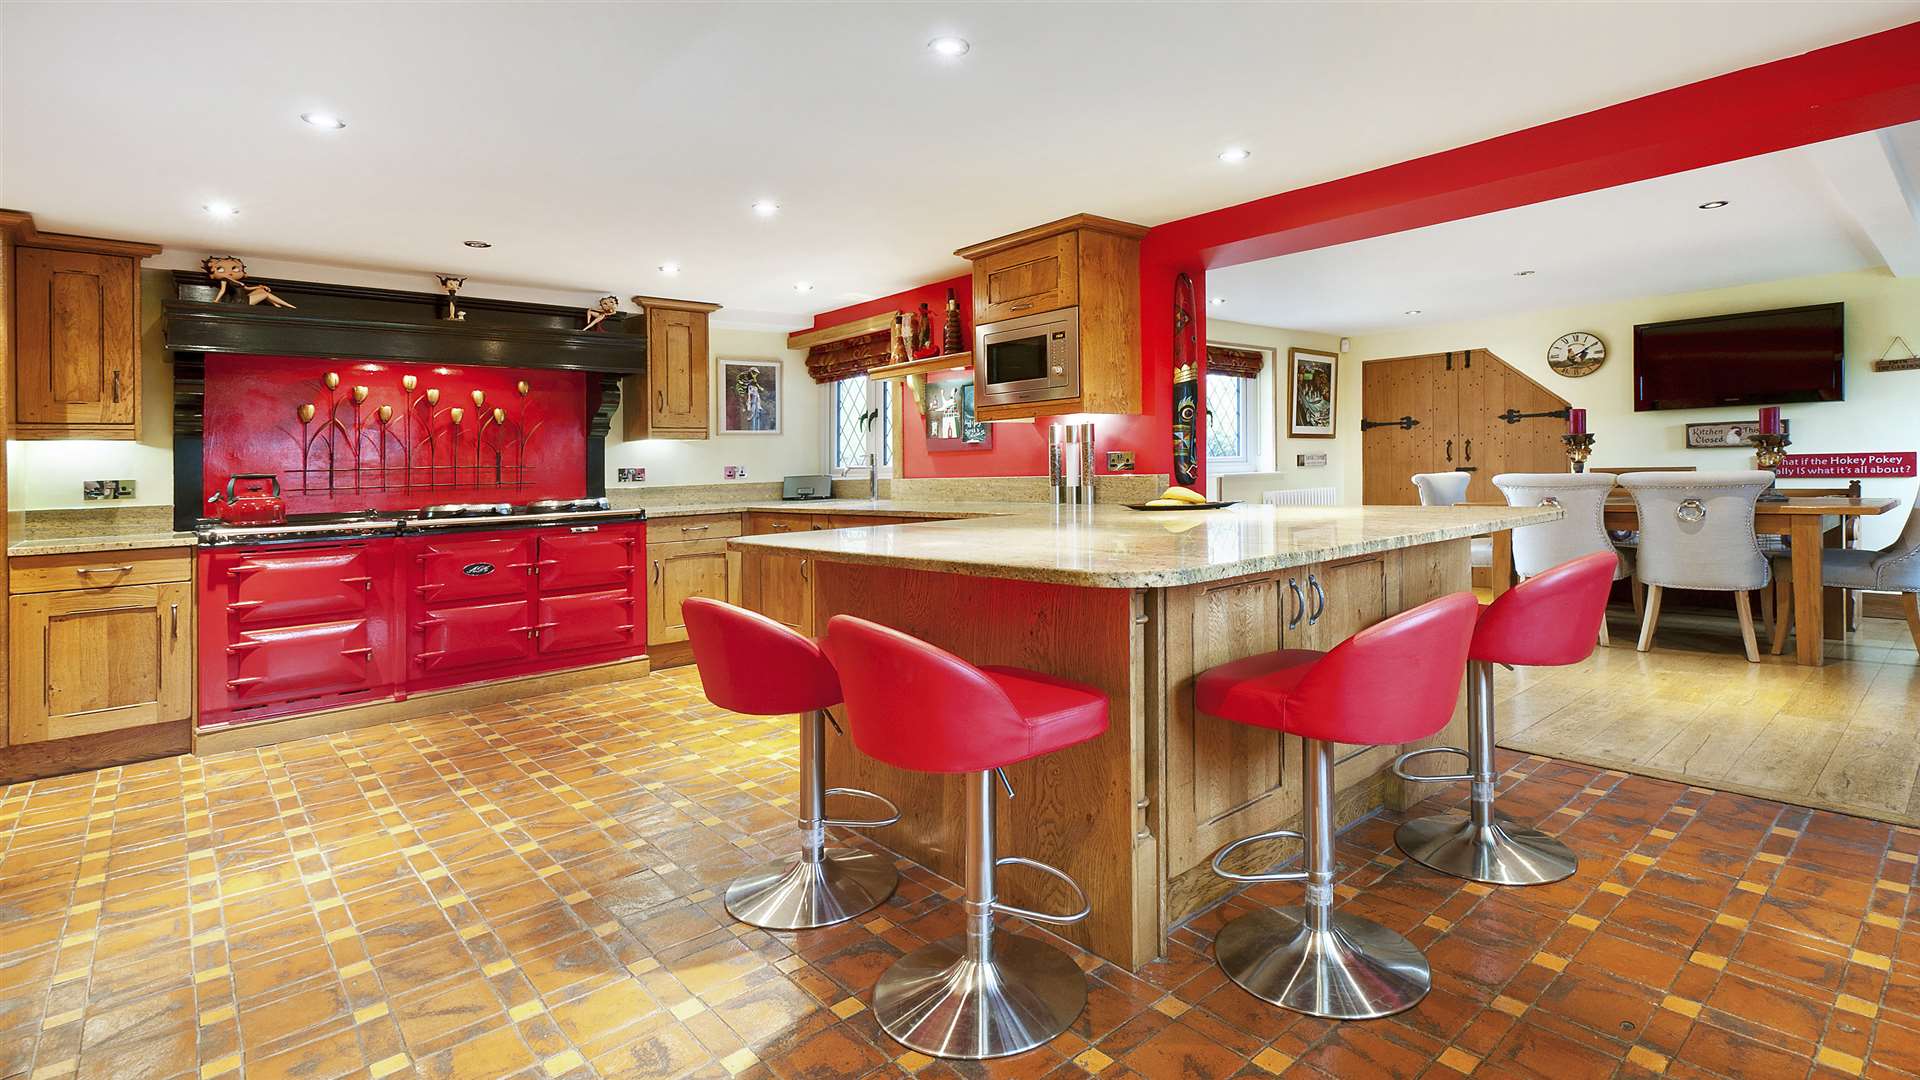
[1773,496,1920,655]
[1618,471,1775,662]
[1492,472,1637,644]
[1412,471,1493,572]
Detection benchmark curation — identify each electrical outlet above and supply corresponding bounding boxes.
[83,480,137,500]
[1105,451,1135,472]
[616,467,646,483]
[723,465,747,479]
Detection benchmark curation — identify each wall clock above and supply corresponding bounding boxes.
[1547,331,1606,377]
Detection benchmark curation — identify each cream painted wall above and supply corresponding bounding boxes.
[3,272,822,510]
[1341,267,1920,548]
[603,328,825,491]
[1205,319,1352,499]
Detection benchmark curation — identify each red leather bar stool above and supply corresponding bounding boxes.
[823,615,1105,1060]
[1393,551,1616,885]
[683,598,899,930]
[1199,592,1479,1019]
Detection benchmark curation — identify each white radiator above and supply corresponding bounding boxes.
[1262,487,1338,507]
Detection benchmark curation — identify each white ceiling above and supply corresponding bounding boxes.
[1208,123,1920,333]
[4,2,1917,328]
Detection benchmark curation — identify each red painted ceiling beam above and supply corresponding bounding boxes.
[1148,20,1920,269]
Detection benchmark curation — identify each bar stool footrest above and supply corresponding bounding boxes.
[1390,746,1473,784]
[822,787,901,829]
[990,856,1091,925]
[1210,828,1311,884]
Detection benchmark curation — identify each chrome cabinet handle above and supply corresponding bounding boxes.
[76,565,135,576]
[1286,578,1304,630]
[800,559,810,582]
[111,371,122,403]
[1009,302,1034,311]
[651,560,661,585]
[170,603,179,641]
[1308,574,1326,626]
[681,524,710,532]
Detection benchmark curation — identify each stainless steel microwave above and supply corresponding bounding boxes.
[975,306,1080,408]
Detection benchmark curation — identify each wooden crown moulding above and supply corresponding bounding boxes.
[953,213,1150,260]
[0,208,162,259]
[630,295,723,315]
[164,272,648,373]
[786,311,900,352]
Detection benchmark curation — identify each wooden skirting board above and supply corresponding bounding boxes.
[0,719,193,787]
[194,656,652,756]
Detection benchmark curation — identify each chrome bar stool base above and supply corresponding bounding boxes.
[1394,814,1578,887]
[873,933,1087,1059]
[1215,905,1431,1020]
[724,848,898,931]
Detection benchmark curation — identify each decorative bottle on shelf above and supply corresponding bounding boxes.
[915,302,934,355]
[942,289,964,354]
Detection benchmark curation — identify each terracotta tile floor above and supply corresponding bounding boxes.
[3,666,1919,1080]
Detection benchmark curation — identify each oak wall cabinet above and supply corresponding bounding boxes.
[955,214,1147,422]
[622,295,721,440]
[3,212,161,440]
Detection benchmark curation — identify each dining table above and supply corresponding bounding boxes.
[1488,495,1901,667]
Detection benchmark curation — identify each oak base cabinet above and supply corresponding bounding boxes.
[10,579,193,744]
[647,538,741,645]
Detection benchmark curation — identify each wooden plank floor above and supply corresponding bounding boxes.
[1500,605,1920,824]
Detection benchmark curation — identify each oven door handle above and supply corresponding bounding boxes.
[226,600,265,614]
[414,583,445,596]
[340,646,374,659]
[339,575,373,590]
[413,617,445,631]
[226,640,264,654]
[226,676,266,690]
[228,562,269,577]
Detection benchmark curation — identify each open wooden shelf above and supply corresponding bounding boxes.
[867,351,973,381]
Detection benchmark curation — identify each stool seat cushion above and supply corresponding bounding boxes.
[683,597,841,716]
[980,666,1109,762]
[1471,551,1618,668]
[1195,649,1325,729]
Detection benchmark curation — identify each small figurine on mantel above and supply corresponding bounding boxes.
[434,274,467,321]
[582,295,620,333]
[202,256,296,308]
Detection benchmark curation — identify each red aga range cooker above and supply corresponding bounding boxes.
[197,499,645,730]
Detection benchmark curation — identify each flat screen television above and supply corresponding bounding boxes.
[1632,302,1844,411]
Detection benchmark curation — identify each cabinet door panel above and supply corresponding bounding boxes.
[649,308,708,433]
[1292,556,1388,654]
[537,528,637,592]
[974,234,1078,323]
[743,553,812,635]
[15,247,136,427]
[415,600,536,674]
[537,589,638,654]
[11,582,191,744]
[649,539,736,645]
[1187,577,1287,831]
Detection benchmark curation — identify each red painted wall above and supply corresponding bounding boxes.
[203,355,587,515]
[805,273,1176,481]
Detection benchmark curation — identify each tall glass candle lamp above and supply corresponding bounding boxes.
[1752,406,1790,502]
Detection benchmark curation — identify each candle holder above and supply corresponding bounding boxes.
[1562,432,1596,473]
[1752,432,1791,502]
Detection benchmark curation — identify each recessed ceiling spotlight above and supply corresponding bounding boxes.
[1208,296,1227,306]
[1513,269,1536,277]
[299,112,346,130]
[1404,309,1423,316]
[203,202,239,217]
[1218,147,1251,164]
[794,281,814,293]
[927,36,970,58]
[462,240,492,248]
[1698,200,1730,210]
[752,199,780,217]
[658,262,680,276]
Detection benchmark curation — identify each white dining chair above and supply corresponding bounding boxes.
[1492,472,1636,644]
[1774,497,1920,655]
[1618,471,1775,663]
[1412,471,1493,571]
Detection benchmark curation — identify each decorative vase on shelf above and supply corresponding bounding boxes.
[915,302,934,356]
[942,288,964,355]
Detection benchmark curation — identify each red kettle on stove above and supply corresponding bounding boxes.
[207,473,287,525]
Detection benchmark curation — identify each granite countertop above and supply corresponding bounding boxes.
[728,503,1563,588]
[8,532,199,557]
[644,498,1032,520]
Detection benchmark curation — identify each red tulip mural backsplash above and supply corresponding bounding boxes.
[202,355,589,515]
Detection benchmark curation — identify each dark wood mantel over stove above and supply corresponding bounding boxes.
[166,273,646,528]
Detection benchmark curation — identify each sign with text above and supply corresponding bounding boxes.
[1774,452,1917,478]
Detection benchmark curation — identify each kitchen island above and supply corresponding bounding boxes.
[731,502,1559,969]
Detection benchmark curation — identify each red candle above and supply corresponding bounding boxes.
[1758,406,1782,434]
[1567,408,1587,435]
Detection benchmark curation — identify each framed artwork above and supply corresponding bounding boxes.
[1287,348,1337,438]
[924,376,991,451]
[1685,418,1791,448]
[718,358,781,434]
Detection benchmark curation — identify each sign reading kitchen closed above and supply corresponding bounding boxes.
[1775,452,1918,478]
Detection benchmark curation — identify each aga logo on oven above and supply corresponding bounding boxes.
[461,562,497,577]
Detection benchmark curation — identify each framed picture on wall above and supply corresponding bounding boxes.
[718,357,781,434]
[1287,348,1338,438]
[924,375,991,451]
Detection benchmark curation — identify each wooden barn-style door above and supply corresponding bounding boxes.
[1360,349,1571,505]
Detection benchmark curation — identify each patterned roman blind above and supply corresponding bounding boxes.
[804,331,893,384]
[1206,344,1265,379]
